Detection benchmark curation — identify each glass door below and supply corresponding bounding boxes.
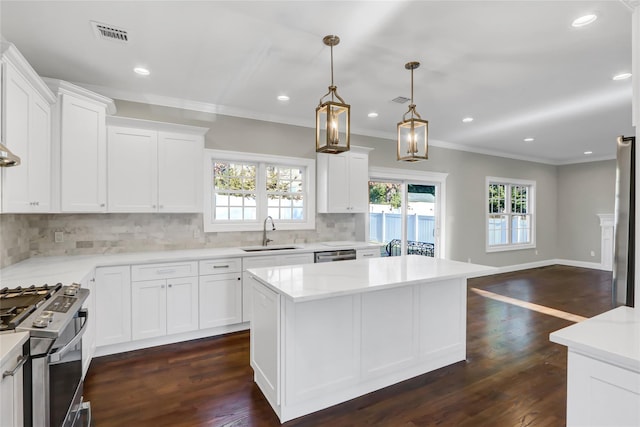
[369,180,440,257]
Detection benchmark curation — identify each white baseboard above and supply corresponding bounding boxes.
[471,258,612,277]
[554,258,611,272]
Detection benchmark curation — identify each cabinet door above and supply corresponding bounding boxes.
[95,266,132,347]
[28,95,52,212]
[107,126,158,212]
[326,153,350,212]
[2,62,31,212]
[0,349,24,427]
[158,132,203,212]
[199,273,242,329]
[132,279,167,340]
[348,152,369,213]
[166,276,199,335]
[60,94,107,212]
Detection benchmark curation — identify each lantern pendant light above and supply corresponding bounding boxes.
[316,35,350,154]
[397,61,428,162]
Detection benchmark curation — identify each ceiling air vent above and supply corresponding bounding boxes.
[392,96,410,104]
[91,21,129,43]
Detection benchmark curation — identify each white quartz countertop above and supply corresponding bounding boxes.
[0,332,28,367]
[247,255,495,302]
[550,306,640,373]
[0,241,381,287]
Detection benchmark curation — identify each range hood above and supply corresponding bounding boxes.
[0,141,21,167]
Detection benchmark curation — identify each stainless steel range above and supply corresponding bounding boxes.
[2,283,91,427]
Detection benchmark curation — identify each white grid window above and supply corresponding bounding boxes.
[204,150,315,232]
[486,177,535,252]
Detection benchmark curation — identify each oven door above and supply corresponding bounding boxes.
[31,309,89,427]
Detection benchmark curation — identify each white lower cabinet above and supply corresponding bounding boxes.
[95,266,131,347]
[0,340,26,427]
[567,351,640,426]
[131,262,199,341]
[199,258,242,329]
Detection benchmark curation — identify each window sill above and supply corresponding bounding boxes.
[486,243,536,253]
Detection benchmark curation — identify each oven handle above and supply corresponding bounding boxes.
[48,308,88,363]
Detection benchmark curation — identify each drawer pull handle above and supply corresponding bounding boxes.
[213,265,230,269]
[3,355,27,378]
[363,254,373,257]
[156,269,176,274]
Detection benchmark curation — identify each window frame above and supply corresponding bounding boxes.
[485,176,536,252]
[204,149,315,232]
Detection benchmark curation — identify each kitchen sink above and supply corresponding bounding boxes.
[241,245,301,252]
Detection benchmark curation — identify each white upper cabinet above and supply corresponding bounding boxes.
[317,146,372,213]
[45,78,116,213]
[106,117,207,213]
[1,43,55,213]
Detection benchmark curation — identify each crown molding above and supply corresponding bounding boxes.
[1,42,56,104]
[106,115,209,136]
[44,78,116,114]
[70,82,614,167]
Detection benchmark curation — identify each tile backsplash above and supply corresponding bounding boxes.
[0,213,358,268]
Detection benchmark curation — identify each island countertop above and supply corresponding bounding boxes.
[550,306,640,373]
[247,254,494,302]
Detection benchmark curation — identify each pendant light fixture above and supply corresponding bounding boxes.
[316,35,350,154]
[397,61,428,162]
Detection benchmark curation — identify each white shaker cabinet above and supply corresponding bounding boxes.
[1,43,55,213]
[199,258,243,329]
[106,117,207,213]
[107,126,158,212]
[95,265,132,347]
[131,262,199,340]
[317,146,372,213]
[356,247,381,259]
[0,335,27,427]
[45,78,116,213]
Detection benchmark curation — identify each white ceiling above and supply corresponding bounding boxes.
[0,1,635,164]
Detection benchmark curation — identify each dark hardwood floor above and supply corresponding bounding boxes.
[84,265,613,427]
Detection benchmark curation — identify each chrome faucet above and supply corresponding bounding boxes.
[262,216,276,246]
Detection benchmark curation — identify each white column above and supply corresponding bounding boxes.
[598,214,615,271]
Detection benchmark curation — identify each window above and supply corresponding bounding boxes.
[486,177,535,252]
[204,150,315,232]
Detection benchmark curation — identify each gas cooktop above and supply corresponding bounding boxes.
[0,284,62,332]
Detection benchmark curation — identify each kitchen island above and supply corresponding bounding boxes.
[246,255,494,423]
[550,306,640,426]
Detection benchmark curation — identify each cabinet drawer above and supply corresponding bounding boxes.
[199,258,242,275]
[131,261,198,281]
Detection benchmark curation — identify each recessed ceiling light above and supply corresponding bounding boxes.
[133,67,150,76]
[524,137,535,142]
[462,117,474,123]
[584,151,593,155]
[368,112,379,118]
[572,14,597,28]
[612,72,632,81]
[277,95,290,101]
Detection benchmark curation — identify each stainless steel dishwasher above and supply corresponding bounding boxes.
[313,249,357,263]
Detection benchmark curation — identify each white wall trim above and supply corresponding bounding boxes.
[469,258,611,278]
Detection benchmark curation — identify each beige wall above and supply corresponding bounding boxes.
[557,160,616,263]
[0,100,617,269]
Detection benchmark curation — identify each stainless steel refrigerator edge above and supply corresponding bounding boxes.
[613,135,636,307]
